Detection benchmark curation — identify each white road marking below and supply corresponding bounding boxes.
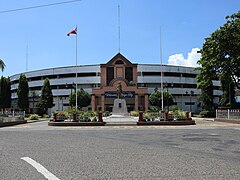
[21,157,60,180]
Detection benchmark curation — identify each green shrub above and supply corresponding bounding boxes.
[149,112,160,117]
[143,113,151,120]
[169,105,179,112]
[92,116,97,122]
[149,106,159,112]
[25,114,31,118]
[84,111,97,117]
[130,111,138,117]
[169,109,185,119]
[42,114,49,118]
[57,111,68,120]
[29,114,39,120]
[199,111,215,118]
[103,111,110,117]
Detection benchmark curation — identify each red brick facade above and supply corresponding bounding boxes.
[92,53,148,112]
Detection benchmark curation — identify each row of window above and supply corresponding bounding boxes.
[11,83,220,93]
[142,71,197,78]
[141,83,220,90]
[11,84,97,92]
[11,72,97,84]
[106,67,133,85]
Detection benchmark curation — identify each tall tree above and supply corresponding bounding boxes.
[149,90,174,110]
[69,88,91,110]
[29,91,39,113]
[17,74,29,110]
[0,76,11,110]
[196,66,215,111]
[197,11,240,109]
[0,59,5,71]
[38,78,54,114]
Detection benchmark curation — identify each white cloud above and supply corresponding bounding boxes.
[167,48,201,67]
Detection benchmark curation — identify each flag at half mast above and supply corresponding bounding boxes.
[67,27,77,36]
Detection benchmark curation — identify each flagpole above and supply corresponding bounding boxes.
[75,25,78,111]
[160,26,164,111]
[118,3,121,53]
[26,44,28,72]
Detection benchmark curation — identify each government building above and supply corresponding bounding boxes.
[10,53,222,113]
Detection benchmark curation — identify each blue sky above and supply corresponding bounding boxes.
[0,0,240,76]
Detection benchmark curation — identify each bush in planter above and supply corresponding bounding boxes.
[143,113,151,121]
[103,111,110,117]
[83,111,97,118]
[56,111,68,121]
[149,112,159,118]
[91,116,97,122]
[169,110,185,120]
[169,105,179,112]
[130,111,138,117]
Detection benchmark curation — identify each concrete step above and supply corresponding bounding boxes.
[105,121,137,126]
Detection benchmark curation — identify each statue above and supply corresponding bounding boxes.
[112,81,128,116]
[116,81,123,99]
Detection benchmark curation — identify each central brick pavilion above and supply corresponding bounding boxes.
[92,53,148,112]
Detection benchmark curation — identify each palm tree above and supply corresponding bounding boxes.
[0,59,5,71]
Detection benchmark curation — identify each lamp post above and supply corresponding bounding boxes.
[61,97,64,111]
[154,87,161,112]
[190,90,194,112]
[71,82,76,109]
[186,91,189,111]
[186,90,194,112]
[66,83,72,108]
[65,83,73,95]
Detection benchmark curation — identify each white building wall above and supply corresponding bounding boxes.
[137,64,200,74]
[10,64,221,113]
[138,76,197,84]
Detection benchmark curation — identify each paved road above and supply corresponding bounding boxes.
[0,119,240,180]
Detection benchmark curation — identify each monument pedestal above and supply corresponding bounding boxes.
[111,98,129,117]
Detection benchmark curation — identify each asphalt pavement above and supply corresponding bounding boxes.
[0,119,240,180]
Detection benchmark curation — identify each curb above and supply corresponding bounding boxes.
[48,120,196,126]
[27,119,49,123]
[105,122,137,126]
[48,121,106,126]
[0,120,27,128]
[214,118,240,124]
[137,120,196,126]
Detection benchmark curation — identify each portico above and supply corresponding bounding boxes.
[91,53,148,112]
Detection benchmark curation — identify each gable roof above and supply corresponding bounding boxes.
[102,53,137,66]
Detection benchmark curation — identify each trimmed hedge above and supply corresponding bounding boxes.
[199,111,215,118]
[29,114,40,120]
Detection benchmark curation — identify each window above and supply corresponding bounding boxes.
[115,60,124,64]
[182,73,197,78]
[142,72,161,76]
[107,67,114,85]
[125,67,133,82]
[185,102,195,105]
